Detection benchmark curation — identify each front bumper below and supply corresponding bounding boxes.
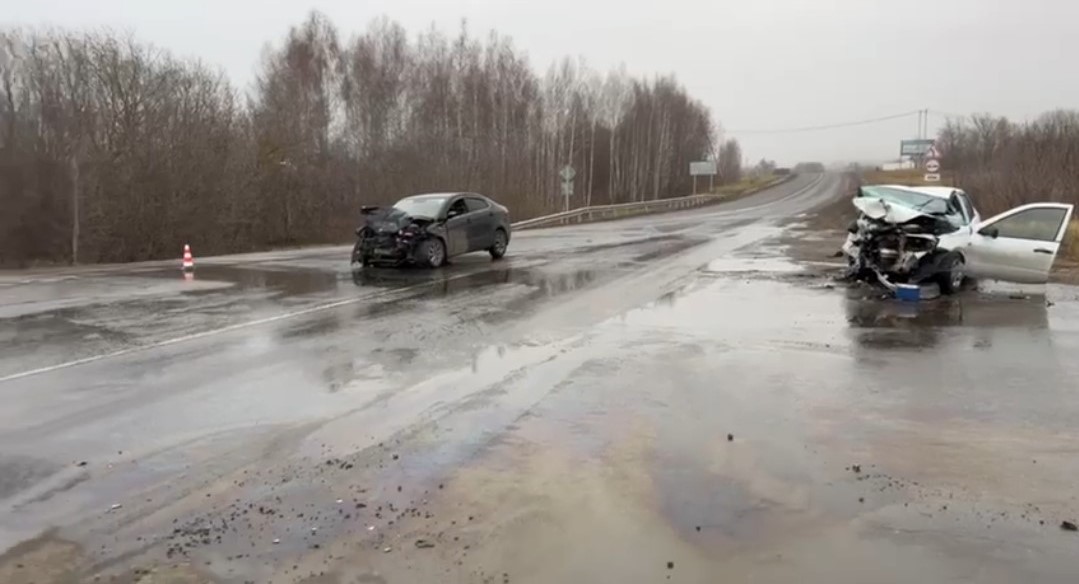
[355,233,419,264]
[841,233,935,287]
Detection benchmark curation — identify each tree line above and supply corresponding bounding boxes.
[937,110,1079,214]
[0,13,727,265]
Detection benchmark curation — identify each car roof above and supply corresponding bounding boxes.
[404,192,482,199]
[873,184,963,199]
[401,193,454,200]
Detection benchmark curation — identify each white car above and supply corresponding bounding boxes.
[842,184,1074,293]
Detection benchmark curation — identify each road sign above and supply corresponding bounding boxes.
[925,159,941,173]
[900,139,935,157]
[689,161,717,194]
[689,161,717,176]
[925,145,942,159]
[559,165,576,182]
[923,173,941,182]
[560,180,573,197]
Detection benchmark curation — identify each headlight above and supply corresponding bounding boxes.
[904,235,937,252]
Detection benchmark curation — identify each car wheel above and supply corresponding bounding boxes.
[489,229,508,260]
[938,254,965,295]
[419,238,446,268]
[351,241,366,267]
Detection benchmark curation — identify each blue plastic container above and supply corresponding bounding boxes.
[895,283,921,302]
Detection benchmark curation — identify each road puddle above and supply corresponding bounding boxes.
[8,246,1079,583]
[350,262,601,300]
[142,264,344,296]
[701,256,806,275]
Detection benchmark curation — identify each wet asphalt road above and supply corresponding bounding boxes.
[3,172,1079,583]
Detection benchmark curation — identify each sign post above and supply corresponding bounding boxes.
[689,161,717,194]
[559,165,576,212]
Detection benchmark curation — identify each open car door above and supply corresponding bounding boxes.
[965,203,1074,284]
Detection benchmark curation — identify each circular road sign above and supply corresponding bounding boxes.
[925,159,941,173]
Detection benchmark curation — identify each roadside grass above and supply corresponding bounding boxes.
[712,173,781,196]
[861,168,957,187]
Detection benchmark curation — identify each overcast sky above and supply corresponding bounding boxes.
[7,0,1079,165]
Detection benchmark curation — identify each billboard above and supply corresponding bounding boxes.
[900,139,935,157]
[689,161,716,176]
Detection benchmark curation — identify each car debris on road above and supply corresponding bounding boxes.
[841,184,1074,295]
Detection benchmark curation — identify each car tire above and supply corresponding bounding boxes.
[938,254,965,295]
[351,241,366,267]
[489,229,508,260]
[419,238,446,268]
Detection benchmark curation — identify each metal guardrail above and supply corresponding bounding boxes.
[510,175,794,231]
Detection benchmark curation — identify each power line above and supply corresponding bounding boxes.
[728,110,923,135]
[929,109,968,120]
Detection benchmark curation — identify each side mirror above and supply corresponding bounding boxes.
[980,226,999,239]
[446,209,460,219]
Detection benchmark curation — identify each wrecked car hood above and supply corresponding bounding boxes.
[852,197,933,224]
[363,208,435,233]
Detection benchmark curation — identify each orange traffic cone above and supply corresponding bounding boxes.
[181,244,195,271]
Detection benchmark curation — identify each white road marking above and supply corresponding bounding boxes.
[0,275,467,384]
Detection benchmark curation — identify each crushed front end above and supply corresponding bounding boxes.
[841,195,963,291]
[351,207,434,266]
[843,216,940,289]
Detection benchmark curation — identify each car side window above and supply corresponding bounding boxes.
[465,197,489,212]
[985,207,1068,242]
[447,199,469,218]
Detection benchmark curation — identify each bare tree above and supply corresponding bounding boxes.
[941,111,1079,214]
[0,15,720,265]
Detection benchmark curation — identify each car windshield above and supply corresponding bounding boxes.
[393,197,446,218]
[860,186,950,215]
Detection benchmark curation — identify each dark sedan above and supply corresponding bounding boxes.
[351,193,511,268]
